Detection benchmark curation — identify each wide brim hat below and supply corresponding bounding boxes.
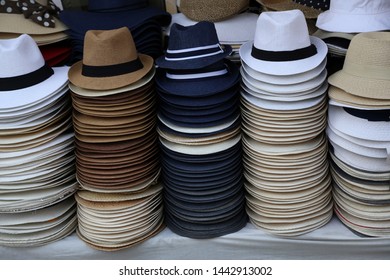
[179,0,250,22]
[258,0,328,19]
[316,0,390,33]
[328,32,390,100]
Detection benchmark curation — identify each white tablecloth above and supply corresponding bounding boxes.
[1,217,389,260]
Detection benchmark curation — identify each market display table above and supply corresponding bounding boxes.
[1,217,389,259]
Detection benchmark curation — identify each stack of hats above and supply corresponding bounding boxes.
[59,0,172,62]
[0,0,72,66]
[0,34,77,246]
[168,0,255,62]
[257,0,330,34]
[68,27,164,250]
[314,0,390,75]
[156,21,248,238]
[326,32,390,237]
[239,10,333,236]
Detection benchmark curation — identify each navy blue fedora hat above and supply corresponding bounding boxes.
[88,0,148,12]
[156,59,239,97]
[156,21,232,70]
[59,2,171,34]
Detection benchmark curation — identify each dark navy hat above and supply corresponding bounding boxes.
[156,21,232,70]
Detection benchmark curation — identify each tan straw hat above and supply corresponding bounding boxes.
[68,27,153,91]
[179,0,249,22]
[328,32,390,99]
[258,0,329,19]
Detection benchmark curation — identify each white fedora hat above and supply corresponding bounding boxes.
[0,34,68,107]
[316,0,390,33]
[239,10,327,75]
[328,105,390,142]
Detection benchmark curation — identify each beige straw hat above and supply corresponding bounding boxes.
[328,32,390,99]
[68,27,153,91]
[257,0,329,19]
[179,0,249,22]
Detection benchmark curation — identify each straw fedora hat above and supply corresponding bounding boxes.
[258,0,329,19]
[68,27,153,91]
[328,32,390,100]
[179,0,250,22]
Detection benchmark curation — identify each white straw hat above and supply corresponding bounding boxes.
[240,10,327,75]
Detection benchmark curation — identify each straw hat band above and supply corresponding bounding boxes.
[165,43,225,61]
[81,57,143,78]
[251,43,317,62]
[0,62,53,91]
[342,61,390,81]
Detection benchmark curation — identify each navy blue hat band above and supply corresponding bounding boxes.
[82,57,143,77]
[0,63,54,91]
[251,44,317,62]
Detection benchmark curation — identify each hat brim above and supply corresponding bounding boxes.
[316,10,390,33]
[68,54,153,91]
[0,67,68,110]
[258,0,323,19]
[155,59,239,96]
[69,67,155,97]
[328,105,390,142]
[0,14,68,35]
[156,45,232,70]
[328,86,390,109]
[59,7,171,32]
[239,36,327,75]
[241,67,327,93]
[328,71,390,100]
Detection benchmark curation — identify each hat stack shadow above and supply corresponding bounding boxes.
[326,32,390,237]
[0,34,77,246]
[156,21,248,238]
[239,10,333,236]
[68,27,164,250]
